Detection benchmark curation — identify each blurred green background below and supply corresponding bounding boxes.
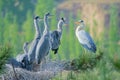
[0,0,120,79]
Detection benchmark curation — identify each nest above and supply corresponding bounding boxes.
[0,52,103,80]
[0,60,65,80]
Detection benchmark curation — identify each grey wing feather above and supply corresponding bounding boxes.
[16,54,26,62]
[36,35,50,64]
[50,30,61,54]
[51,30,61,49]
[28,38,40,63]
[81,31,96,53]
[16,53,29,68]
[7,58,22,68]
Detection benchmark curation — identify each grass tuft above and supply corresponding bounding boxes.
[0,44,12,74]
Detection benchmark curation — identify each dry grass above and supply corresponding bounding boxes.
[0,53,103,80]
[1,67,55,80]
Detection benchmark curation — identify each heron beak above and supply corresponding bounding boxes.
[50,14,54,16]
[75,21,80,25]
[63,20,67,26]
[48,15,53,19]
[38,18,43,21]
[64,23,68,26]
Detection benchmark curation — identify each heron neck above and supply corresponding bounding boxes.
[23,46,28,54]
[34,20,41,38]
[57,21,63,32]
[76,26,84,32]
[79,24,85,30]
[44,16,49,33]
[24,49,27,54]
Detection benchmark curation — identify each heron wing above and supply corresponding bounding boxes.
[27,38,39,63]
[16,53,26,62]
[50,30,61,49]
[36,34,50,64]
[7,58,22,68]
[77,30,96,52]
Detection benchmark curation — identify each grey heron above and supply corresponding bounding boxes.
[50,17,65,54]
[6,58,22,68]
[75,20,96,53]
[16,42,29,68]
[6,42,29,69]
[35,13,52,64]
[28,16,42,64]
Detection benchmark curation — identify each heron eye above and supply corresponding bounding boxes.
[47,13,50,16]
[81,20,83,22]
[61,17,65,22]
[34,16,39,19]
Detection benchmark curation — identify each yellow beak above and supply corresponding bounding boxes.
[75,21,80,25]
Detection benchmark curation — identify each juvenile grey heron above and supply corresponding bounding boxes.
[50,17,65,54]
[35,13,52,64]
[75,20,96,53]
[16,42,29,68]
[28,16,42,64]
[6,58,22,68]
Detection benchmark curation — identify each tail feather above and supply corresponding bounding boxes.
[81,43,97,53]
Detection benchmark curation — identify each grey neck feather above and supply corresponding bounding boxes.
[34,19,41,38]
[23,44,28,54]
[57,20,63,32]
[77,23,85,31]
[43,15,49,34]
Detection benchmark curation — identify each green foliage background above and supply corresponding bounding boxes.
[0,0,120,79]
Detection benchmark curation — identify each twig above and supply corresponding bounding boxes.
[11,63,19,80]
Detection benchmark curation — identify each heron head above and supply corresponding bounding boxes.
[75,20,84,24]
[23,42,29,50]
[46,12,50,16]
[78,20,84,23]
[75,20,85,28]
[61,17,65,23]
[45,12,53,18]
[24,42,28,46]
[60,17,68,26]
[34,16,42,21]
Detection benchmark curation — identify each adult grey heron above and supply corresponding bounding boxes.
[50,17,65,54]
[35,13,52,64]
[28,16,42,64]
[75,20,96,53]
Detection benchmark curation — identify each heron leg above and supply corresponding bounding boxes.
[40,57,46,70]
[83,48,85,54]
[46,52,51,62]
[82,48,86,58]
[40,61,43,70]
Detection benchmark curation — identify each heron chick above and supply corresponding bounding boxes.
[50,17,66,54]
[35,13,52,64]
[16,42,29,68]
[28,16,42,64]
